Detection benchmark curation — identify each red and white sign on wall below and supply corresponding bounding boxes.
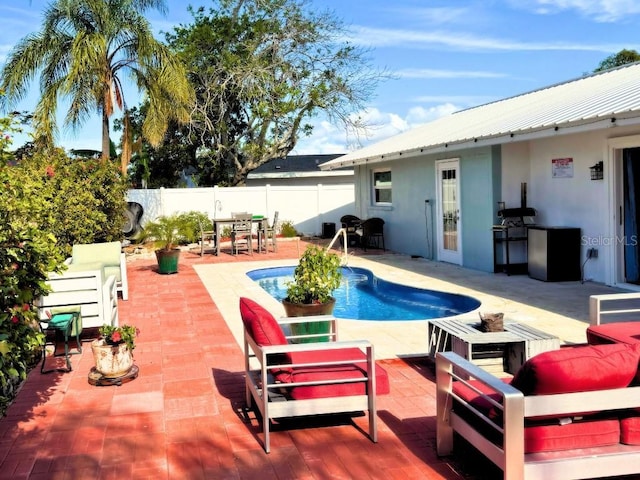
[552,157,573,178]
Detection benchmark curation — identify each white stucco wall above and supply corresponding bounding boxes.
[501,125,640,284]
[500,142,531,209]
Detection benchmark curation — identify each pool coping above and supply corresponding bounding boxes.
[194,253,618,360]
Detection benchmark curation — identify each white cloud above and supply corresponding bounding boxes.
[396,68,509,79]
[295,103,459,153]
[391,7,472,25]
[415,94,497,106]
[515,0,640,22]
[348,25,620,53]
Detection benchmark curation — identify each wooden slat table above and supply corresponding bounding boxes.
[427,318,560,374]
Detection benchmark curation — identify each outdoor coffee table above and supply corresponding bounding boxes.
[427,318,560,374]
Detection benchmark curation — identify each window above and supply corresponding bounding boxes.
[372,169,392,205]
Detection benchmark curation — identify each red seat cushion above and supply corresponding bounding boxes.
[276,348,390,399]
[510,343,640,395]
[524,418,620,453]
[239,297,288,346]
[451,380,621,453]
[621,415,640,445]
[452,378,510,421]
[587,323,640,345]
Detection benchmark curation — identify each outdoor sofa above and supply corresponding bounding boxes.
[436,343,640,480]
[65,241,128,300]
[35,241,125,330]
[239,297,390,453]
[436,292,640,479]
[36,269,118,330]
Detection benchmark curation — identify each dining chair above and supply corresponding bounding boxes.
[359,217,385,251]
[258,211,279,253]
[198,217,216,256]
[340,214,361,248]
[231,213,253,255]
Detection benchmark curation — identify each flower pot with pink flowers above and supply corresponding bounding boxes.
[91,324,139,378]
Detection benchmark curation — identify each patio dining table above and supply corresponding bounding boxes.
[212,216,265,255]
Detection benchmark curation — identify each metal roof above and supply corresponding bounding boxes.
[320,62,640,170]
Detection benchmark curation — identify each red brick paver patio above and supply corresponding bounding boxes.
[0,241,491,479]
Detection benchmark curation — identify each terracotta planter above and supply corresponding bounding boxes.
[155,248,180,274]
[282,297,336,343]
[91,339,134,378]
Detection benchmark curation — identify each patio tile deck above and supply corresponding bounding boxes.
[0,239,622,479]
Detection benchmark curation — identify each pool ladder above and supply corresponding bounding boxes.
[326,227,350,264]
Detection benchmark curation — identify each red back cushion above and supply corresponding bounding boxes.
[239,297,287,346]
[511,343,640,395]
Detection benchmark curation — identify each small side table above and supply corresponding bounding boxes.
[428,318,559,375]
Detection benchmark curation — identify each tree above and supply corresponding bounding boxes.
[0,0,193,173]
[594,49,640,72]
[166,0,383,186]
[116,105,190,187]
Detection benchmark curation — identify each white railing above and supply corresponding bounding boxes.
[326,227,350,264]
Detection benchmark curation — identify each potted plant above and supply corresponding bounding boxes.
[283,245,342,342]
[143,213,195,274]
[91,324,139,378]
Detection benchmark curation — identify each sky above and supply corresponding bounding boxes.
[2,0,640,155]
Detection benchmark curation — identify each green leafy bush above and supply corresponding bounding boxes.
[9,149,128,255]
[178,211,211,244]
[0,172,64,415]
[286,245,342,304]
[279,220,298,238]
[143,213,197,250]
[0,140,127,414]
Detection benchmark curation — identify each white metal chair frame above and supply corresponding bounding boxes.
[244,315,379,453]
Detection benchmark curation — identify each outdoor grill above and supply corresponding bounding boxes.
[493,207,537,275]
[497,207,537,227]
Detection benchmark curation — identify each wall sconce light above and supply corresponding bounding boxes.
[590,161,603,180]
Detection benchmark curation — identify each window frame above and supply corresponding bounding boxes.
[372,168,392,206]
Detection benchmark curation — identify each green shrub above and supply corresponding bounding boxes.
[0,168,64,415]
[285,245,342,304]
[279,220,298,238]
[178,211,210,244]
[143,213,196,250]
[9,149,128,255]
[0,139,127,414]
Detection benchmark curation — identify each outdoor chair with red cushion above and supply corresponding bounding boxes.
[239,297,390,453]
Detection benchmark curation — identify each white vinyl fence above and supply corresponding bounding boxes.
[127,184,355,236]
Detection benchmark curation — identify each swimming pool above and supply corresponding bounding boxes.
[246,266,481,321]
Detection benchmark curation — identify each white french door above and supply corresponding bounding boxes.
[436,159,462,265]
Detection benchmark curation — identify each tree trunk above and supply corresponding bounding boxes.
[120,115,131,176]
[101,108,110,162]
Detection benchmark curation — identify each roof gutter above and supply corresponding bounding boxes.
[320,112,640,170]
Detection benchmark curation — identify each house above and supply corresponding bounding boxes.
[245,154,351,186]
[320,62,640,289]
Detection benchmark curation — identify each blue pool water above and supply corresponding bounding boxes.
[246,266,481,321]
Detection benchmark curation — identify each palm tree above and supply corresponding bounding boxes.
[0,0,193,174]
